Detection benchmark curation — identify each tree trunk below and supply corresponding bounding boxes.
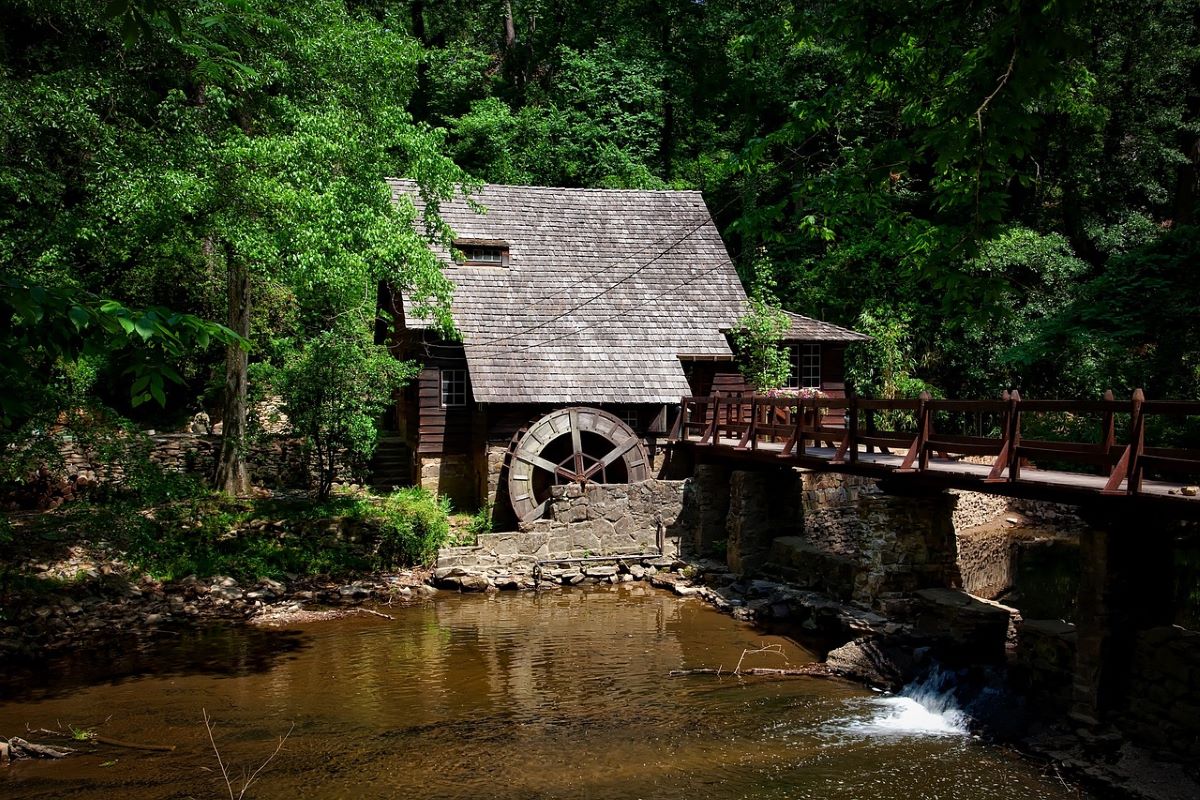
[216,246,251,495]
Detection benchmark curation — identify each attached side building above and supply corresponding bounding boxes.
[381,180,867,525]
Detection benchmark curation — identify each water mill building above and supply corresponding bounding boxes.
[379,180,868,525]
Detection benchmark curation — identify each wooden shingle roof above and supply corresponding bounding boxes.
[389,180,863,404]
[779,311,871,343]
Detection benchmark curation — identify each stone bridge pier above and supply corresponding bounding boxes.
[1071,509,1177,727]
[700,466,962,608]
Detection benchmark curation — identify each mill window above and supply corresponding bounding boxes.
[787,344,821,389]
[440,369,468,407]
[456,241,510,267]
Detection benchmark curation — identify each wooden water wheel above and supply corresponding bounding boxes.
[507,407,650,522]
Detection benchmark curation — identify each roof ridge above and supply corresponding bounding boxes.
[385,177,702,196]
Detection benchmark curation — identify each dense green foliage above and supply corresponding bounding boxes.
[274,325,418,498]
[406,0,1199,401]
[6,481,453,584]
[1,0,1197,498]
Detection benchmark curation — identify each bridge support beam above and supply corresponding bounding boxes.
[686,464,731,557]
[1071,511,1175,726]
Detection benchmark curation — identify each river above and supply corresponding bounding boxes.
[0,585,1085,799]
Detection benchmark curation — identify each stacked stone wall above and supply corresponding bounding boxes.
[59,432,355,490]
[1122,625,1200,761]
[416,453,477,508]
[522,480,689,558]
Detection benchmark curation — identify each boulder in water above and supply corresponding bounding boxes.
[825,636,920,691]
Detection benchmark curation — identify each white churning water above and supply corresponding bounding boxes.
[835,671,971,737]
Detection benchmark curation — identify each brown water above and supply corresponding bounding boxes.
[0,586,1083,799]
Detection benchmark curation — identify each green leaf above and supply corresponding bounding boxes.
[149,377,167,407]
[68,305,90,330]
[121,11,140,47]
[134,315,156,341]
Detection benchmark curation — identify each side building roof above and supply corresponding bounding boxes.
[779,311,871,343]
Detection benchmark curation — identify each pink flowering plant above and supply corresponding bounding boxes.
[761,387,827,401]
[759,387,828,416]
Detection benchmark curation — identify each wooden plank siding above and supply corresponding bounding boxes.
[821,345,848,428]
[416,353,473,456]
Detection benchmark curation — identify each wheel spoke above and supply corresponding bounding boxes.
[515,451,577,481]
[569,409,585,478]
[582,436,639,481]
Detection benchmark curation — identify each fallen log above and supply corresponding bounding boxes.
[93,736,175,752]
[669,663,832,678]
[358,607,394,621]
[5,737,75,760]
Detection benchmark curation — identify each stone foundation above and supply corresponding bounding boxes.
[416,453,477,508]
[523,480,688,557]
[438,479,690,576]
[770,479,960,607]
[725,470,801,575]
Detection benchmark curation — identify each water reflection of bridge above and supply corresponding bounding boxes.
[669,390,1200,519]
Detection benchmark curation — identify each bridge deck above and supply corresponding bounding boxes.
[670,392,1200,518]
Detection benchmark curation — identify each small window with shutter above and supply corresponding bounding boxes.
[455,240,510,267]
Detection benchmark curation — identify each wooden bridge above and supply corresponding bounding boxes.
[667,390,1200,519]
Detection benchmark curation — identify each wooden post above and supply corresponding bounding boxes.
[1008,389,1023,482]
[1127,388,1146,495]
[918,391,933,471]
[986,390,1012,483]
[848,390,859,465]
[701,396,719,445]
[898,391,930,472]
[739,395,758,450]
[1101,389,1115,475]
[866,407,876,454]
[669,397,687,441]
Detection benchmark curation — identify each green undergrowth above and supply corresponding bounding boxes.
[6,477,452,585]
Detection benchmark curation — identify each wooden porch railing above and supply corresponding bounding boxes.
[668,389,1200,498]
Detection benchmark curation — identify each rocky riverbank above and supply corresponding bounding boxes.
[1,548,435,660]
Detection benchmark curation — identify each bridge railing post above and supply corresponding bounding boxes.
[1127,388,1146,495]
[670,398,682,441]
[898,391,931,472]
[701,395,719,445]
[739,395,758,450]
[1008,389,1023,482]
[848,390,859,465]
[985,390,1013,483]
[918,390,933,472]
[1100,389,1115,476]
[865,406,876,454]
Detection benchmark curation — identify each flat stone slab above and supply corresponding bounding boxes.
[914,588,1011,619]
[1020,618,1077,638]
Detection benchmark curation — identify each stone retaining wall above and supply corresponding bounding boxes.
[525,480,688,555]
[950,490,1011,531]
[60,431,354,489]
[439,479,690,575]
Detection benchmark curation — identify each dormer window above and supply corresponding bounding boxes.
[456,239,510,267]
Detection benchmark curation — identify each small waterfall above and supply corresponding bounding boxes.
[839,669,971,737]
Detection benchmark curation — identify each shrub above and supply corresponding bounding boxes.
[375,487,451,568]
